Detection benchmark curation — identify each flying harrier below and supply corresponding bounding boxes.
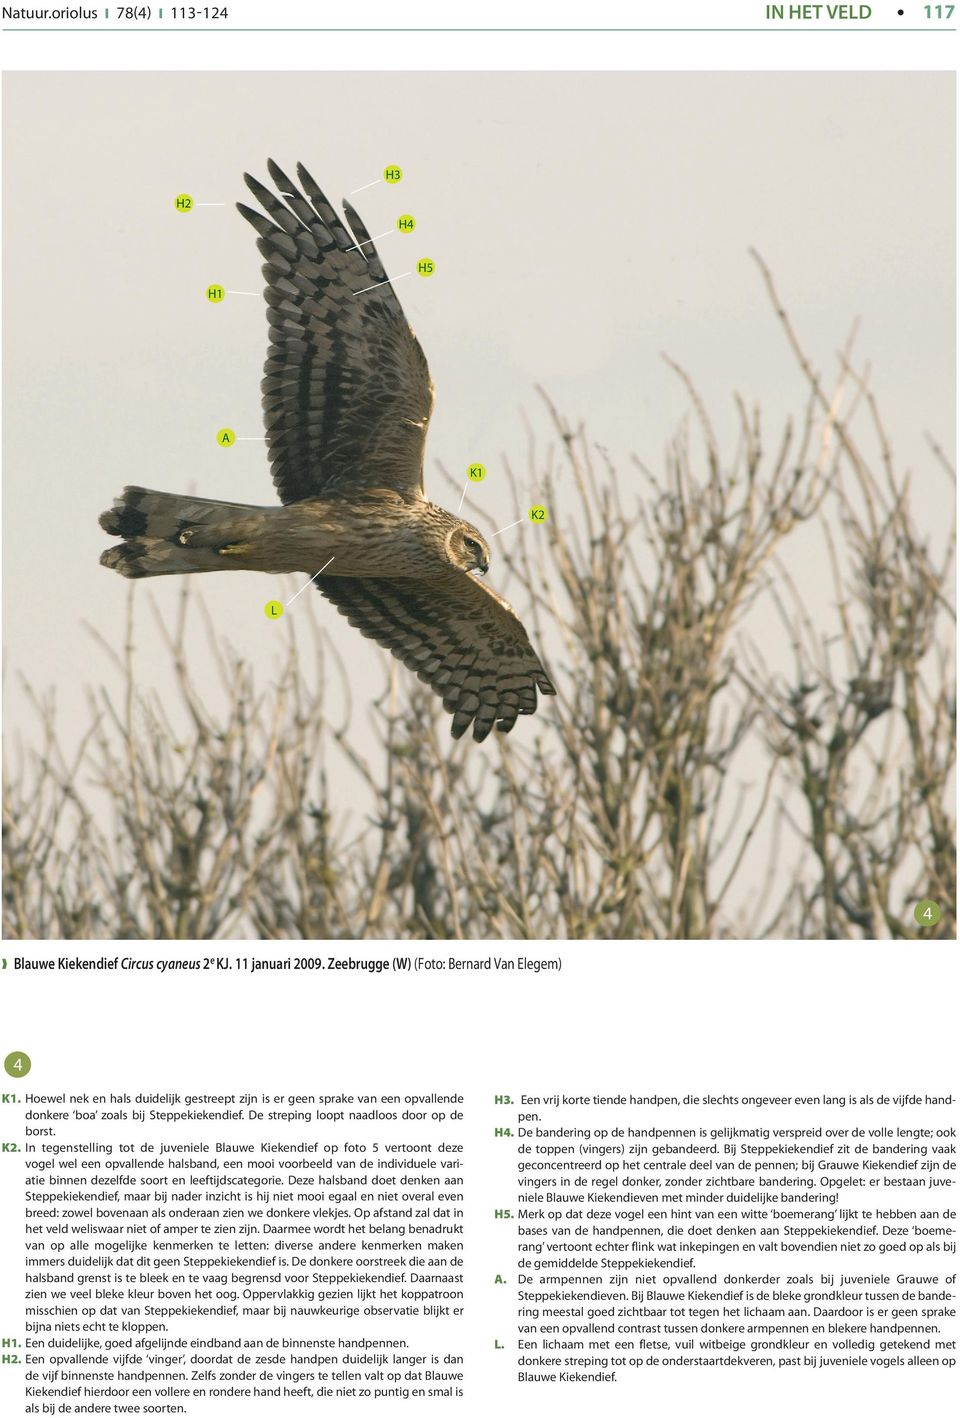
[99,160,555,742]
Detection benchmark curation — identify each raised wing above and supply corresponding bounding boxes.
[237,159,433,505]
[318,571,556,742]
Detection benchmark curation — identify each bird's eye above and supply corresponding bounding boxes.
[464,537,479,553]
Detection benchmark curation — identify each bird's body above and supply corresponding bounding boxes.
[99,159,555,741]
[102,485,468,579]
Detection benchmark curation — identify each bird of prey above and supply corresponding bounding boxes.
[99,160,555,742]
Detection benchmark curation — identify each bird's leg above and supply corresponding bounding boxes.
[177,519,259,554]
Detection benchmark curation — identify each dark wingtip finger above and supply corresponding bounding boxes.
[341,199,392,284]
[266,157,299,197]
[236,201,277,238]
[243,171,302,236]
[450,713,472,740]
[296,162,354,250]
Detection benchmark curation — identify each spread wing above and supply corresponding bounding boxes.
[318,571,556,742]
[237,159,433,505]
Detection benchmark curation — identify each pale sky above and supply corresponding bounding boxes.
[3,70,955,833]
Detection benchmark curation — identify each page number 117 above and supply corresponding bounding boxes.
[924,6,955,16]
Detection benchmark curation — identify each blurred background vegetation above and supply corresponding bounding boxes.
[4,258,954,940]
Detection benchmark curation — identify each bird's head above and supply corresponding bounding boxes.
[445,519,491,576]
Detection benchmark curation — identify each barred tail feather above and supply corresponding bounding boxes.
[99,485,259,578]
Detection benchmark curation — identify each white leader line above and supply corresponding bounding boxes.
[286,557,336,608]
[353,272,411,296]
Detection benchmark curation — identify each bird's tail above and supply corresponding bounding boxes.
[99,486,264,578]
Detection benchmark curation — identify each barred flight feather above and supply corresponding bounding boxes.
[319,572,555,742]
